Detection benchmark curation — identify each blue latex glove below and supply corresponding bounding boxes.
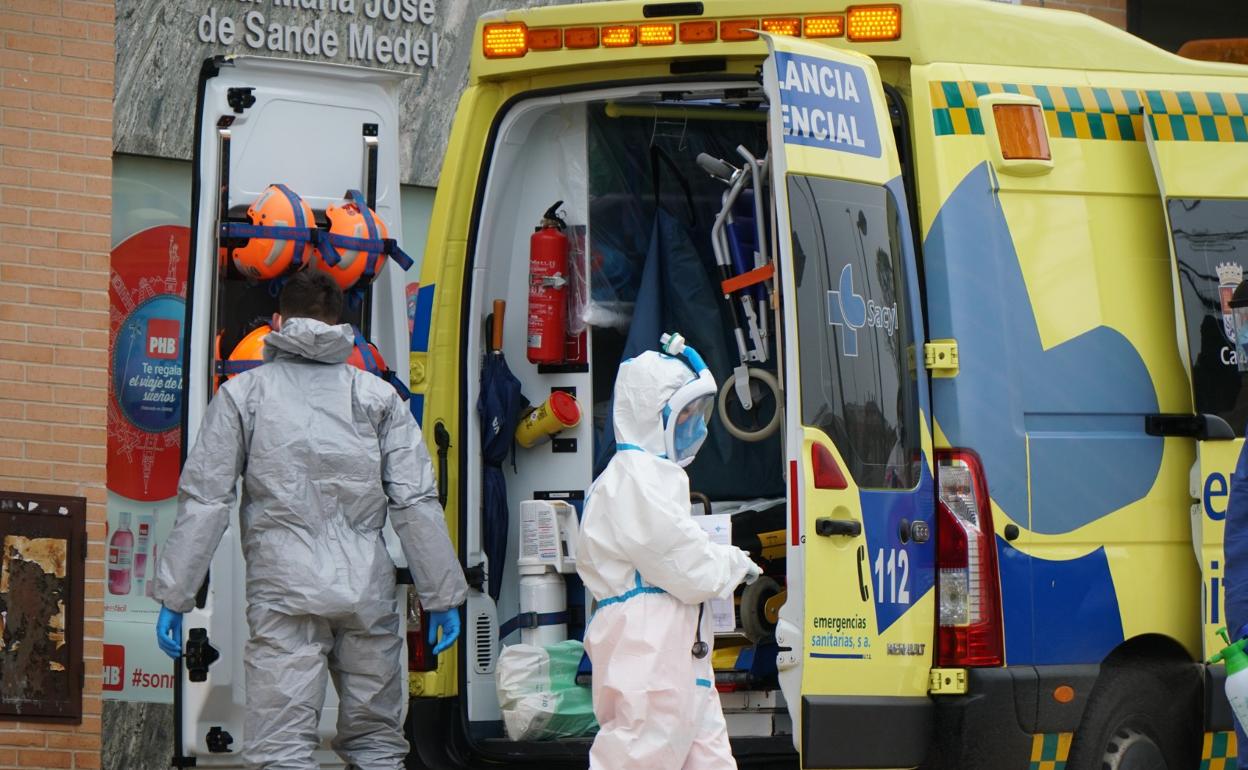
[156,606,183,660]
[428,609,460,655]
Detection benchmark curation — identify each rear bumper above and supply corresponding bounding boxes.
[802,695,932,768]
[923,665,1098,770]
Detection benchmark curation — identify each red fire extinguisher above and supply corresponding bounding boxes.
[527,201,569,365]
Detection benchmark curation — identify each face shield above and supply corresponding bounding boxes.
[663,369,717,467]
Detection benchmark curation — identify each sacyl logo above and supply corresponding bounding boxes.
[826,264,898,357]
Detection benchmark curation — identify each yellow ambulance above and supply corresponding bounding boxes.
[392,0,1248,767]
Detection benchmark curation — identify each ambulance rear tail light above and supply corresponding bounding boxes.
[935,450,1003,667]
[992,104,1051,161]
[406,587,438,672]
[483,22,528,58]
[812,443,848,490]
[846,5,902,41]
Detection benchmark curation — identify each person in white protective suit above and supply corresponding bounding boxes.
[152,269,467,770]
[577,333,762,770]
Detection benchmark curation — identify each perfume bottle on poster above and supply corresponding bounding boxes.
[133,514,154,597]
[108,511,134,596]
[145,541,157,598]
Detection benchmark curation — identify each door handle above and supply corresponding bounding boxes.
[816,518,862,537]
[434,421,450,508]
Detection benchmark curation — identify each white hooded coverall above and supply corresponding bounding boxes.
[576,351,758,770]
[153,318,468,770]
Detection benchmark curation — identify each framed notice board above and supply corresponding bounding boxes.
[0,492,85,722]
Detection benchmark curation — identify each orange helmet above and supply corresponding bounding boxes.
[216,324,271,382]
[230,185,315,281]
[347,338,388,374]
[315,191,391,290]
[345,326,411,401]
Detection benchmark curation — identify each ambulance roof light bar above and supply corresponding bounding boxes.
[482,5,900,58]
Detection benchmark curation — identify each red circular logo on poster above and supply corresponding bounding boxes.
[108,225,190,502]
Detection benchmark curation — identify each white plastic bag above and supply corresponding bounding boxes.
[496,640,598,741]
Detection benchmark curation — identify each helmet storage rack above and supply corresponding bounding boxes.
[207,117,389,395]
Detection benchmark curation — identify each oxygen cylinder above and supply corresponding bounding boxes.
[516,500,580,646]
[518,572,567,647]
[1210,627,1248,732]
[526,202,569,365]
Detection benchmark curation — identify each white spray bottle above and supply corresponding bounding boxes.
[1210,626,1248,733]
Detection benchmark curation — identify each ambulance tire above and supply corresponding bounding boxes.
[1066,662,1201,770]
[740,575,782,643]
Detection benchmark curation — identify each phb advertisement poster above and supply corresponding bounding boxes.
[105,224,189,703]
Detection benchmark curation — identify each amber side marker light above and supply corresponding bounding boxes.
[483,22,528,58]
[803,15,845,38]
[721,18,760,41]
[680,20,717,43]
[639,22,676,45]
[602,24,639,47]
[846,5,901,41]
[527,27,562,51]
[993,103,1051,160]
[565,27,600,49]
[761,17,801,37]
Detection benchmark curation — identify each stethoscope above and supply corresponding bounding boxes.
[692,603,709,659]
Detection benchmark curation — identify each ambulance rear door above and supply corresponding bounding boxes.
[1144,92,1248,660]
[180,55,411,768]
[764,36,937,768]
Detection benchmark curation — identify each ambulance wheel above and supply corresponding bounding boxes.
[1098,728,1166,770]
[1065,663,1200,770]
[741,575,781,643]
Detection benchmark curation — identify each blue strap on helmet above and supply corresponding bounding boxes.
[383,370,411,401]
[214,359,264,376]
[273,184,310,270]
[352,189,381,241]
[222,222,312,242]
[351,325,381,375]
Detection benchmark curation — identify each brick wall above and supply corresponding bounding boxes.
[1022,0,1129,29]
[0,0,114,768]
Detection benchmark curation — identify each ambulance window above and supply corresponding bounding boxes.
[789,175,920,489]
[1170,198,1248,436]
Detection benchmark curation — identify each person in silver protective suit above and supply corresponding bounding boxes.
[577,333,761,770]
[152,269,467,770]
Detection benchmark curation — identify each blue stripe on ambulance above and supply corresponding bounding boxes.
[998,541,1124,664]
[408,283,435,421]
[921,163,1159,663]
[861,460,936,634]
